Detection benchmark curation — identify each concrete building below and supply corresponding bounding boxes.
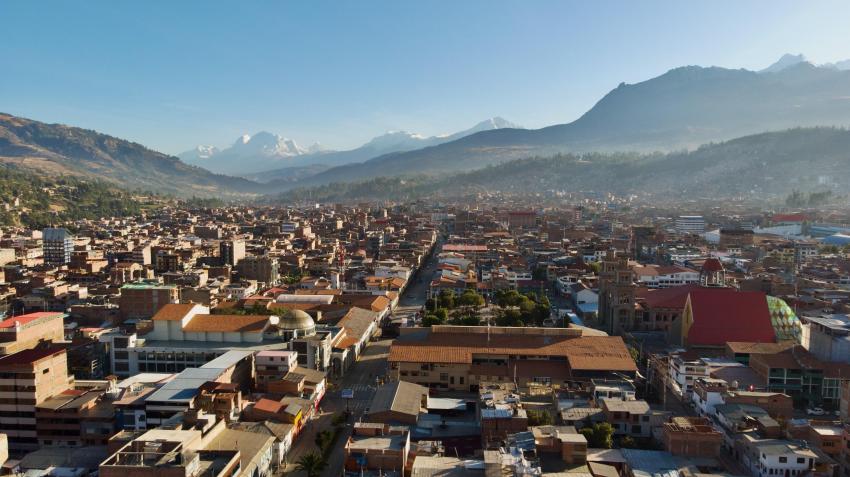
[800,314,850,363]
[99,427,241,477]
[388,326,636,392]
[220,239,246,267]
[255,351,297,391]
[365,381,428,425]
[661,417,722,458]
[237,256,279,285]
[42,228,74,265]
[118,282,180,321]
[344,423,410,474]
[0,346,75,452]
[0,311,65,355]
[675,216,705,235]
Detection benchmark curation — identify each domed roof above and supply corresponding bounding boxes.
[279,309,315,330]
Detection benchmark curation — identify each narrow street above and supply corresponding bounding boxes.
[282,339,392,477]
[283,240,439,477]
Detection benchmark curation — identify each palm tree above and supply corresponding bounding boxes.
[295,452,327,477]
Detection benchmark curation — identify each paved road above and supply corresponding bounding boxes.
[394,241,441,324]
[284,240,439,477]
[282,339,393,477]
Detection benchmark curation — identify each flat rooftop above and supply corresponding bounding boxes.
[348,434,406,451]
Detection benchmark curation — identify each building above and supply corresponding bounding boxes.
[597,252,637,335]
[0,311,65,355]
[255,351,297,391]
[675,216,705,235]
[662,416,722,458]
[388,325,637,392]
[365,381,428,425]
[719,228,755,249]
[99,427,241,477]
[35,387,115,447]
[676,288,798,349]
[118,282,180,321]
[632,265,699,289]
[237,256,279,284]
[42,228,74,265]
[600,399,665,438]
[740,436,820,477]
[220,239,246,267]
[0,347,75,452]
[800,314,850,363]
[344,423,411,474]
[479,383,528,447]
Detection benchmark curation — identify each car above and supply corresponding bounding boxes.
[806,407,825,416]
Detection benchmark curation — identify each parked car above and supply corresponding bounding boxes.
[806,407,825,416]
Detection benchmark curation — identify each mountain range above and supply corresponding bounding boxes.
[275,127,850,203]
[180,117,521,177]
[2,53,850,200]
[295,58,850,187]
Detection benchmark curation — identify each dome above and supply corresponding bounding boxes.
[278,309,316,330]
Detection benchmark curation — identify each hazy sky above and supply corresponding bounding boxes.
[2,1,850,154]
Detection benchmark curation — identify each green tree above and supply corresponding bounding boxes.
[450,314,481,326]
[620,436,637,448]
[295,453,327,477]
[527,409,553,426]
[457,290,485,308]
[495,308,524,327]
[580,423,614,449]
[421,314,443,327]
[437,290,455,309]
[434,308,449,322]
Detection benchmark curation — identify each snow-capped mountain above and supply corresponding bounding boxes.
[179,132,326,174]
[760,53,807,73]
[358,117,522,156]
[760,53,850,73]
[179,117,522,177]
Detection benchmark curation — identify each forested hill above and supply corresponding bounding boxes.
[0,167,157,229]
[0,113,262,197]
[272,127,850,203]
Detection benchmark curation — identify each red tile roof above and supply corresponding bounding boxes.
[636,284,700,309]
[0,312,63,329]
[151,304,196,322]
[772,213,807,223]
[389,330,636,372]
[686,288,775,347]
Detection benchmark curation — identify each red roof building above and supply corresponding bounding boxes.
[681,288,775,348]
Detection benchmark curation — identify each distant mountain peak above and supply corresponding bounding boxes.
[761,53,808,73]
[476,117,522,129]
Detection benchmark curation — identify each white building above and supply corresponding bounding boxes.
[675,216,706,235]
[632,265,699,288]
[799,314,850,363]
[668,354,709,399]
[742,436,818,477]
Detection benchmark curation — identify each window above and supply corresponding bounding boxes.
[440,373,448,381]
[43,368,50,374]
[779,457,787,463]
[797,458,805,464]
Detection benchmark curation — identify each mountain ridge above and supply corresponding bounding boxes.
[180,117,522,177]
[0,113,262,197]
[293,61,850,188]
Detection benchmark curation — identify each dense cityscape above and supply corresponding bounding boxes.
[0,199,849,477]
[3,3,850,477]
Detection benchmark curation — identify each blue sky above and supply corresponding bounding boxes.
[2,1,850,154]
